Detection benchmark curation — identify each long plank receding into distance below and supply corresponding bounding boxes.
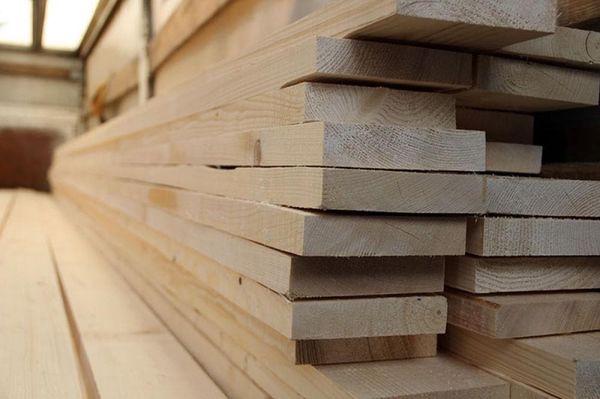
[59,186,510,399]
[456,56,600,112]
[501,27,600,69]
[53,181,448,340]
[57,186,441,365]
[445,255,600,293]
[59,179,444,298]
[486,142,542,174]
[73,165,486,213]
[41,196,227,399]
[55,176,468,256]
[446,290,600,338]
[113,122,485,172]
[486,175,600,217]
[442,326,600,399]
[0,191,84,398]
[466,216,600,256]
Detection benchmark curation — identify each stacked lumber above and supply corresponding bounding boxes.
[47,0,600,397]
[443,14,600,399]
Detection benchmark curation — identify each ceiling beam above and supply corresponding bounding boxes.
[79,0,122,58]
[32,0,47,51]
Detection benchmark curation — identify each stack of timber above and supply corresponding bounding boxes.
[48,0,600,397]
[443,17,600,399]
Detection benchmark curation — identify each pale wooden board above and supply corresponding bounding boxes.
[446,290,600,338]
[53,181,447,340]
[456,107,534,144]
[0,190,15,232]
[486,142,542,174]
[55,175,468,256]
[445,255,600,293]
[113,122,485,172]
[486,175,600,217]
[57,189,439,367]
[442,326,600,399]
[466,216,600,256]
[58,189,510,399]
[40,197,227,399]
[59,35,472,156]
[501,27,600,69]
[456,56,600,112]
[0,191,84,398]
[65,165,486,213]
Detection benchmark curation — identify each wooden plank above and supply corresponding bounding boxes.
[501,27,600,69]
[466,216,600,256]
[542,162,600,181]
[446,290,600,338]
[57,186,440,365]
[558,0,600,28]
[41,196,227,399]
[0,191,84,398]
[486,175,600,217]
[445,255,600,293]
[149,0,230,70]
[56,175,468,256]
[0,190,15,232]
[75,165,486,213]
[442,326,600,399]
[54,180,448,340]
[486,142,542,174]
[456,107,534,144]
[456,56,600,112]
[71,185,445,298]
[64,3,548,157]
[58,188,510,399]
[113,122,485,173]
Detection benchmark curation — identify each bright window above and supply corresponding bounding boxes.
[42,0,99,51]
[0,0,33,47]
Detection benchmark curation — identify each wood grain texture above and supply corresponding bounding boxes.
[80,165,485,213]
[486,175,600,217]
[486,142,542,174]
[56,175,468,256]
[445,255,600,293]
[60,36,471,156]
[54,181,448,340]
[446,290,600,338]
[558,0,600,27]
[457,107,534,144]
[456,56,600,112]
[442,326,600,399]
[41,196,227,399]
[0,191,84,398]
[467,216,600,256]
[57,188,441,364]
[501,27,600,69]
[115,122,485,172]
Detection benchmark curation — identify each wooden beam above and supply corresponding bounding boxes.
[501,27,600,69]
[79,0,121,57]
[486,175,600,217]
[542,162,600,180]
[446,290,600,338]
[41,195,227,398]
[55,175,468,256]
[456,56,600,112]
[558,0,600,28]
[65,164,486,214]
[0,191,84,397]
[486,142,542,174]
[467,216,600,256]
[445,255,600,293]
[32,0,47,51]
[443,326,600,399]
